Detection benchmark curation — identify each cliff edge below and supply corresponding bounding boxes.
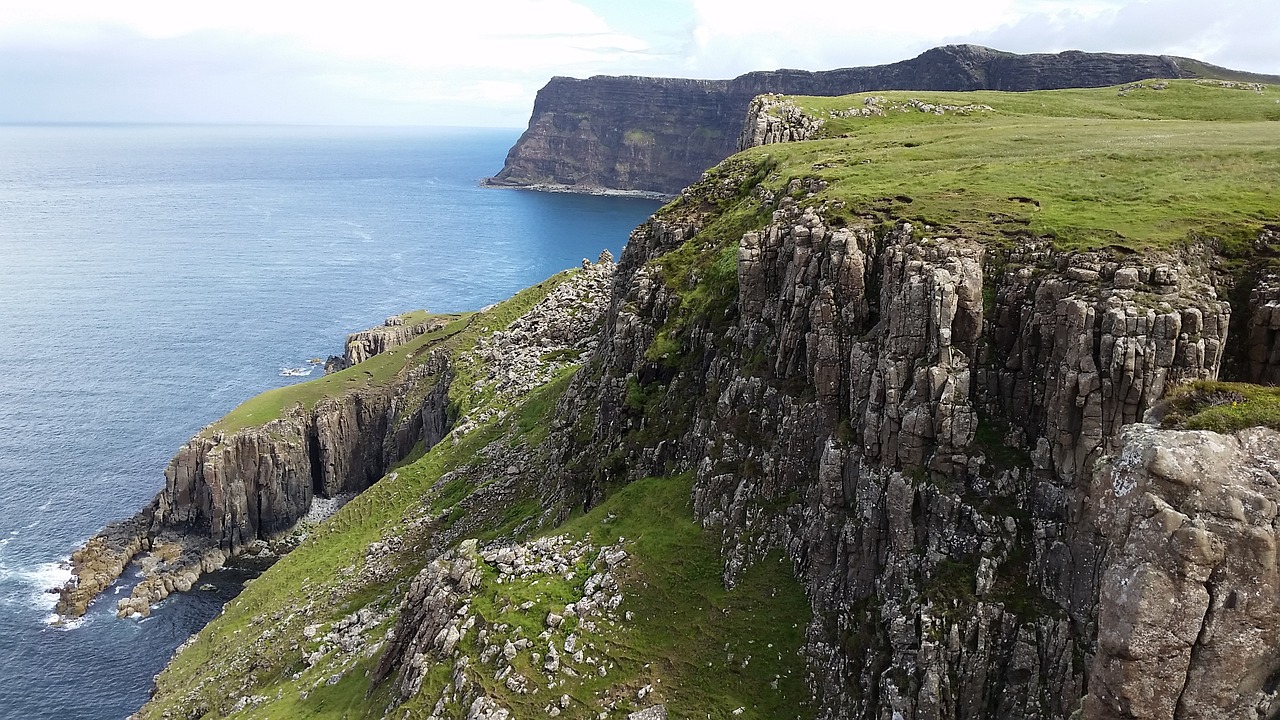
[109,80,1280,719]
[488,45,1280,196]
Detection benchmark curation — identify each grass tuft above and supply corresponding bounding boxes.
[1156,380,1280,433]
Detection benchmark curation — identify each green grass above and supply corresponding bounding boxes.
[1173,58,1280,85]
[735,80,1280,253]
[209,313,472,434]
[514,367,577,446]
[403,474,815,720]
[209,272,576,436]
[1157,380,1280,433]
[571,478,810,720]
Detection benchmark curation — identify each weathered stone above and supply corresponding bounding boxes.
[1086,424,1280,720]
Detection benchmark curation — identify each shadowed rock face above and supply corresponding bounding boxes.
[532,155,1280,718]
[490,45,1208,195]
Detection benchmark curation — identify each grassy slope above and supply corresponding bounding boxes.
[1158,380,1280,433]
[144,403,811,720]
[1175,58,1280,85]
[396,475,812,720]
[750,80,1280,252]
[141,266,811,719]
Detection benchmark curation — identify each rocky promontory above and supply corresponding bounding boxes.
[323,313,449,374]
[55,259,617,619]
[113,79,1280,720]
[489,44,1280,196]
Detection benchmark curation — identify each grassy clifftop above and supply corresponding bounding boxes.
[744,79,1280,252]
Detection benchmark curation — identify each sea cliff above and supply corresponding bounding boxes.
[59,78,1280,720]
[488,44,1280,196]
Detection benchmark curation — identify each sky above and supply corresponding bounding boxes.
[0,0,1277,127]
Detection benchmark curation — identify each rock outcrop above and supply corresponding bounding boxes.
[1086,424,1280,719]
[533,155,1277,719]
[324,314,448,374]
[56,323,458,618]
[489,45,1279,195]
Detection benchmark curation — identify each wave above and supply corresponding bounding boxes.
[1,560,72,618]
[44,612,85,630]
[279,366,314,377]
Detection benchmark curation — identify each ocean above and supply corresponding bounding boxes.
[0,125,661,719]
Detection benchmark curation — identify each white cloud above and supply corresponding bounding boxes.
[675,0,1023,76]
[972,0,1280,74]
[0,0,1276,125]
[669,0,1280,78]
[0,1,663,125]
[0,1,651,72]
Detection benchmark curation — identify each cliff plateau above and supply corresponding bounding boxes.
[488,45,1280,196]
[60,79,1280,720]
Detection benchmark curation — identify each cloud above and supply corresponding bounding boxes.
[658,0,1278,79]
[971,0,1280,74]
[0,0,1276,125]
[0,1,661,125]
[674,0,1021,76]
[0,1,651,73]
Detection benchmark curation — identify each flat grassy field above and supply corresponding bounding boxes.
[748,80,1280,251]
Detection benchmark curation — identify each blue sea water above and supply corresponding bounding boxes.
[0,125,660,719]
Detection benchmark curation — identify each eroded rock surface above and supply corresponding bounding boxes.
[1086,424,1280,720]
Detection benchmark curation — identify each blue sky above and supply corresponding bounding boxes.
[1,0,1276,126]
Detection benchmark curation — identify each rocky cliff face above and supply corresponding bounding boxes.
[56,321,457,618]
[526,157,1279,719]
[488,45,1278,195]
[1086,424,1280,719]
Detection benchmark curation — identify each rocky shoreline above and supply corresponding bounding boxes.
[54,257,619,622]
[482,178,674,202]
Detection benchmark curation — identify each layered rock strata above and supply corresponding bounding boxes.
[490,45,1279,195]
[1086,424,1280,719]
[535,159,1274,719]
